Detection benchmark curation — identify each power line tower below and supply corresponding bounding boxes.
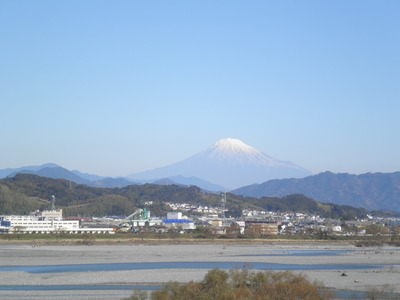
[51,195,56,211]
[220,191,226,226]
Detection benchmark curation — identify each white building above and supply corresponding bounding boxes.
[0,215,79,233]
[167,212,182,220]
[0,212,115,234]
[35,209,63,220]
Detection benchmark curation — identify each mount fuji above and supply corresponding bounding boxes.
[128,138,312,190]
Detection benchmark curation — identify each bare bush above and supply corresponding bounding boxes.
[147,268,331,300]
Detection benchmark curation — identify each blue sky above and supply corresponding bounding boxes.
[1,1,399,177]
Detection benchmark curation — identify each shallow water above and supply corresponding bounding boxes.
[0,260,388,273]
[0,285,160,291]
[237,249,352,256]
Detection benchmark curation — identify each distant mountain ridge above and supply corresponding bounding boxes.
[0,163,60,178]
[9,166,93,186]
[128,138,312,190]
[232,171,400,212]
[72,170,104,182]
[0,163,221,190]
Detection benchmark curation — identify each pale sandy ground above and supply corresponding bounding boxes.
[0,241,399,299]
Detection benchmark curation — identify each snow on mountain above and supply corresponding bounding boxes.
[128,138,312,190]
[206,138,297,167]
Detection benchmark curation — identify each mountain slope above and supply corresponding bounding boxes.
[231,171,400,212]
[128,138,312,190]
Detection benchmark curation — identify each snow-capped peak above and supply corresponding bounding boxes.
[211,138,260,155]
[206,138,271,164]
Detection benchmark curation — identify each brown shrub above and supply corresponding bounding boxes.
[148,268,330,300]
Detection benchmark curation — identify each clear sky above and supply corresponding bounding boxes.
[1,1,399,177]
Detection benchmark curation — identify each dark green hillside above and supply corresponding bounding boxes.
[0,174,227,217]
[232,171,400,212]
[2,174,112,206]
[0,184,49,215]
[0,174,386,220]
[256,194,370,220]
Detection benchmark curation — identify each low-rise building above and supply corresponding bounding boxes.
[162,219,196,230]
[245,220,280,236]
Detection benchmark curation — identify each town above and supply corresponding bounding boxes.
[1,196,399,240]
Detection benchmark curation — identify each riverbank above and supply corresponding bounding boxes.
[0,236,381,247]
[0,241,399,299]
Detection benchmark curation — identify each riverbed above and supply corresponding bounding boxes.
[0,241,399,299]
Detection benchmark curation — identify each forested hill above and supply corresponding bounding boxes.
[232,171,400,212]
[0,174,388,220]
